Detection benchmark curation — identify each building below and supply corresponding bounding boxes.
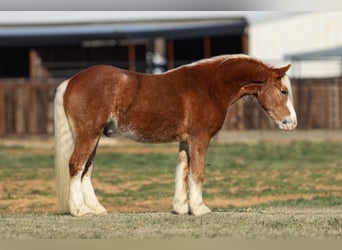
[1,11,342,79]
[0,12,250,80]
[248,11,342,78]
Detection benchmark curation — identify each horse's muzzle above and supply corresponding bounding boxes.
[278,116,297,131]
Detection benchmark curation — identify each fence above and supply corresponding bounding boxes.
[0,80,60,136]
[0,77,342,136]
[222,77,342,130]
[292,78,341,129]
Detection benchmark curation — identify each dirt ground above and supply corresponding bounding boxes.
[1,130,342,214]
[2,129,342,149]
[2,176,340,215]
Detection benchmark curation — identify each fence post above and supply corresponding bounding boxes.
[0,87,6,135]
[328,79,340,129]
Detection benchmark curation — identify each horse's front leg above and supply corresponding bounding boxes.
[173,141,190,214]
[188,137,211,216]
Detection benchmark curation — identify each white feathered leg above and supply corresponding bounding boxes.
[69,169,92,217]
[81,165,107,215]
[173,148,190,214]
[187,137,211,216]
[188,172,211,216]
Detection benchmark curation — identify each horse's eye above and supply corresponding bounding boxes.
[280,89,288,95]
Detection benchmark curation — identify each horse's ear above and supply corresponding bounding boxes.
[274,64,291,78]
[240,83,263,97]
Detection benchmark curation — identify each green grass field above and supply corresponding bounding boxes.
[0,139,341,238]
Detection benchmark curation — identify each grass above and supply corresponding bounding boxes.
[0,140,341,238]
[0,207,341,239]
[91,142,342,209]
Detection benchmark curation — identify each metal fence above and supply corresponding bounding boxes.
[0,77,342,136]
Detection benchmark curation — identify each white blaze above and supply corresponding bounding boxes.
[280,76,297,130]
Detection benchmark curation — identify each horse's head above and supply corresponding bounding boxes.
[257,64,297,130]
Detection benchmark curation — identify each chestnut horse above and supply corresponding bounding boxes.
[54,54,297,217]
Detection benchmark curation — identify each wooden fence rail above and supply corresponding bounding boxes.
[0,77,341,136]
[222,77,342,130]
[0,81,59,136]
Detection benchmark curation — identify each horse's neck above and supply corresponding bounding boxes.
[214,59,270,105]
[218,58,268,82]
[164,58,268,110]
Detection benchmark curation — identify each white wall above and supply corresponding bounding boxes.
[248,12,342,77]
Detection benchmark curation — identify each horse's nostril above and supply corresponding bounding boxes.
[282,120,288,124]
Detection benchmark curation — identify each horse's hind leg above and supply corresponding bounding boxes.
[173,141,190,214]
[69,136,102,216]
[81,139,107,215]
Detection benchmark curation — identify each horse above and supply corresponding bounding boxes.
[54,54,297,217]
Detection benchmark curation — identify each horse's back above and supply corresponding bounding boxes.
[67,65,132,88]
[63,65,132,133]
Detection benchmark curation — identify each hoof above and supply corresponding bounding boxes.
[71,204,108,217]
[70,205,94,217]
[173,200,190,215]
[91,205,108,216]
[189,203,211,216]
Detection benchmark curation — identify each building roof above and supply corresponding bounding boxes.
[0,11,308,47]
[0,18,247,46]
[285,46,342,60]
[0,12,255,46]
[0,12,240,24]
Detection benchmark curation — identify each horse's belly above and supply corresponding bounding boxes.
[116,118,181,143]
[121,126,178,143]
[110,98,185,142]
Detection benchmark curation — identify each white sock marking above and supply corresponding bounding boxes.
[173,150,189,214]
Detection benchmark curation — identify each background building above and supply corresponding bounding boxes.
[248,12,342,78]
[0,12,248,79]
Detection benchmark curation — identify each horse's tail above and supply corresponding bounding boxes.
[54,79,74,213]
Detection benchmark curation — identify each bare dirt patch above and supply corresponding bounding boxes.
[2,129,342,151]
[207,193,340,208]
[0,179,57,214]
[1,131,342,215]
[1,175,341,215]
